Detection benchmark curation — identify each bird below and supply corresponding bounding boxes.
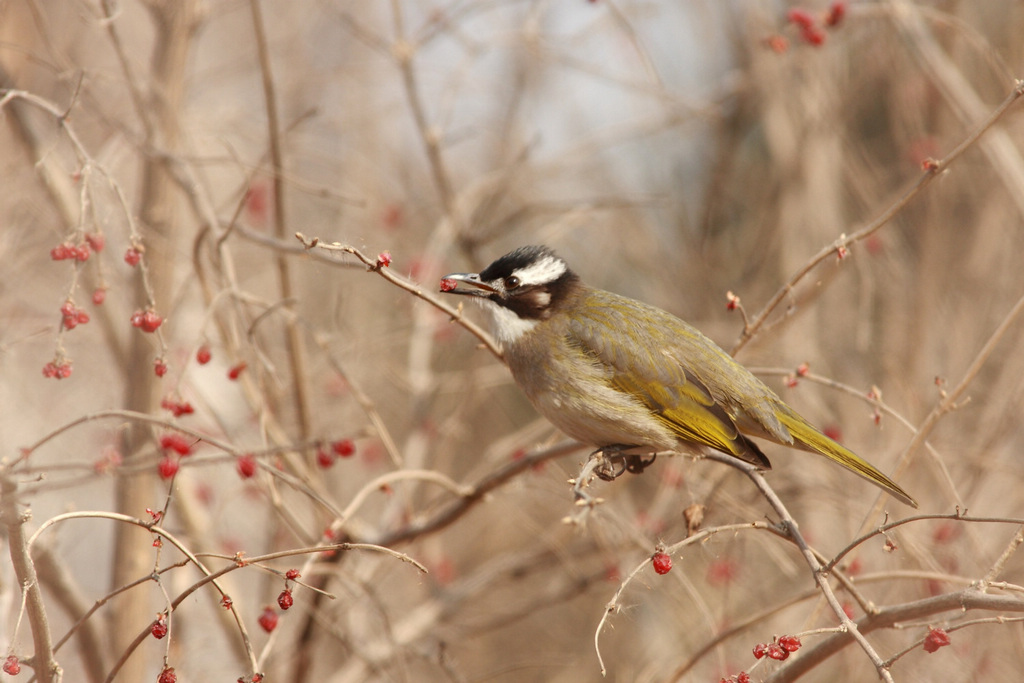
[439,245,917,508]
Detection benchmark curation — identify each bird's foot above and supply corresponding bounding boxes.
[592,446,657,481]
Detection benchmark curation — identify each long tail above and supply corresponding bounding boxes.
[775,410,918,508]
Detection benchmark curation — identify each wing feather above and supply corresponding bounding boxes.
[567,292,770,467]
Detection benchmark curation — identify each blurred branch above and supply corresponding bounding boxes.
[733,78,1024,355]
[890,0,1024,220]
[824,512,1024,573]
[32,543,107,683]
[295,234,503,359]
[1,476,60,683]
[766,589,1024,683]
[752,366,960,506]
[248,0,313,440]
[707,453,899,682]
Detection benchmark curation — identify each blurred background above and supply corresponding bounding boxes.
[1,1,1023,681]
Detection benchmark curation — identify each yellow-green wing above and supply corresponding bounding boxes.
[566,293,769,466]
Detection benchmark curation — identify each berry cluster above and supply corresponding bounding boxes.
[60,300,90,330]
[766,2,846,52]
[130,309,163,333]
[719,673,750,683]
[50,242,92,262]
[787,2,845,46]
[124,246,142,266]
[160,397,195,417]
[753,634,802,662]
[42,359,73,379]
[159,433,193,456]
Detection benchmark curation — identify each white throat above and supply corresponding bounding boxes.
[486,303,538,345]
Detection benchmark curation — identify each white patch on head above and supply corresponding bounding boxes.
[512,255,566,287]
[487,303,539,344]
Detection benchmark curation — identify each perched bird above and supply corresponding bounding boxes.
[440,245,916,507]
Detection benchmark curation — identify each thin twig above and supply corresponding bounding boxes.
[295,234,503,359]
[733,79,1024,355]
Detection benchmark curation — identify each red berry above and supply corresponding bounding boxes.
[766,643,789,660]
[130,309,163,333]
[159,433,193,456]
[376,250,392,268]
[707,557,738,586]
[154,358,168,377]
[778,634,801,652]
[258,606,278,633]
[74,243,91,261]
[3,655,20,675]
[92,288,106,305]
[159,398,194,417]
[439,277,457,292]
[825,1,846,27]
[85,232,105,252]
[787,8,816,29]
[800,25,826,46]
[196,345,212,365]
[228,361,247,380]
[277,589,294,610]
[124,247,142,266]
[765,34,789,54]
[221,595,233,609]
[652,552,672,575]
[43,359,74,380]
[151,614,168,639]
[158,455,179,479]
[157,667,176,683]
[50,243,71,260]
[923,627,950,653]
[237,454,257,479]
[736,674,751,683]
[330,439,355,457]
[285,569,301,581]
[753,643,768,659]
[316,447,335,469]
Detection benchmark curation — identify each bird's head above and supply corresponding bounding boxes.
[439,245,579,342]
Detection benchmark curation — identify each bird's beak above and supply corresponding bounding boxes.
[439,272,496,297]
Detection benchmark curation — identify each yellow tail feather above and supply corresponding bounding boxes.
[776,411,917,508]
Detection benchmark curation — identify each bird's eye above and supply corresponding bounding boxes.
[503,276,520,290]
